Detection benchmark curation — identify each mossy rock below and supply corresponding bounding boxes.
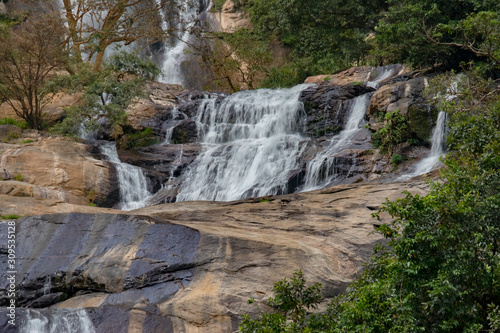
[408,104,438,143]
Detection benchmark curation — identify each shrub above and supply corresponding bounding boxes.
[1,214,20,220]
[15,174,22,181]
[391,153,403,166]
[371,110,410,155]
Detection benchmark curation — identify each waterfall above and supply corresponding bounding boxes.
[20,309,95,333]
[100,143,152,210]
[156,0,210,87]
[399,111,448,180]
[302,94,371,191]
[175,85,310,202]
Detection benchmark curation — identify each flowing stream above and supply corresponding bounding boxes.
[100,142,152,210]
[302,94,372,191]
[398,111,448,180]
[175,85,310,201]
[20,309,95,333]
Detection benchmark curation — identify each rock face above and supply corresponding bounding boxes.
[300,84,374,138]
[305,64,408,86]
[125,82,184,135]
[0,180,428,332]
[0,138,119,206]
[367,76,439,142]
[210,0,251,33]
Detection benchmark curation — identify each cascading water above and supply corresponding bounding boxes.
[302,94,372,191]
[20,309,95,333]
[156,0,210,86]
[175,85,311,202]
[399,111,448,180]
[100,143,152,210]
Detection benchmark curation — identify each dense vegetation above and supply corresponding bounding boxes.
[207,0,499,90]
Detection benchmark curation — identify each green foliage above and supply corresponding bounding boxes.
[51,51,159,139]
[15,174,22,181]
[0,117,28,129]
[1,214,20,220]
[239,270,323,332]
[119,127,157,149]
[250,0,386,74]
[373,1,500,68]
[371,110,410,155]
[171,129,190,145]
[391,153,404,166]
[20,139,33,144]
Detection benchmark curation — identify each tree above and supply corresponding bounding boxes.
[0,10,66,130]
[249,0,387,74]
[196,28,273,92]
[51,51,159,140]
[239,270,323,332]
[51,0,176,69]
[373,0,500,68]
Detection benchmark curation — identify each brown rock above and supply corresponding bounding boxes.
[305,64,408,86]
[0,138,118,206]
[1,180,429,332]
[210,0,252,33]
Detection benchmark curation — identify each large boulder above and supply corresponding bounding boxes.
[367,76,439,142]
[0,180,428,332]
[0,138,119,206]
[210,0,252,33]
[125,82,184,135]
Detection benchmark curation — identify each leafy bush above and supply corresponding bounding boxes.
[239,270,322,332]
[50,51,159,139]
[1,214,20,220]
[391,153,403,166]
[371,110,410,155]
[0,117,28,129]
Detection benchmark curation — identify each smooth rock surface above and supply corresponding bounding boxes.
[0,138,118,206]
[0,181,428,332]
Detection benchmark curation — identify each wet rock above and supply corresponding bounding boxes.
[126,82,184,136]
[300,84,374,138]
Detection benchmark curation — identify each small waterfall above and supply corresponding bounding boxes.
[156,0,210,87]
[399,111,448,180]
[175,85,310,202]
[302,94,371,191]
[100,143,152,210]
[21,309,95,333]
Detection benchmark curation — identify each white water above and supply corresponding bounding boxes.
[21,309,95,333]
[157,0,208,86]
[100,143,152,210]
[302,94,371,191]
[175,85,310,202]
[367,65,400,89]
[399,111,448,180]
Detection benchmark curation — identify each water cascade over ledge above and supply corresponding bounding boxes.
[100,142,153,210]
[398,111,448,180]
[175,85,311,202]
[302,94,372,191]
